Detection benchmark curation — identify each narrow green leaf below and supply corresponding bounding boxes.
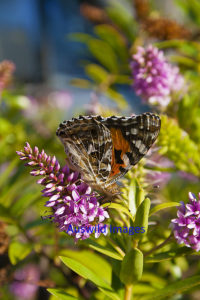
[170,55,197,68]
[9,241,33,265]
[121,177,137,216]
[106,88,128,109]
[150,202,180,216]
[0,204,15,223]
[60,256,112,290]
[140,275,200,300]
[0,158,19,188]
[135,184,145,207]
[133,198,150,241]
[141,273,166,289]
[120,248,143,284]
[132,284,156,294]
[88,39,119,73]
[0,176,35,207]
[98,287,121,300]
[175,0,200,26]
[145,247,193,263]
[107,203,134,220]
[70,78,92,88]
[94,24,128,63]
[24,218,49,230]
[59,250,112,284]
[106,5,137,41]
[114,75,132,84]
[10,190,41,217]
[86,240,123,260]
[154,40,185,50]
[85,64,109,83]
[48,289,79,300]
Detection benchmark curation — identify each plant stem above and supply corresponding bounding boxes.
[144,233,173,257]
[124,284,133,300]
[107,237,125,258]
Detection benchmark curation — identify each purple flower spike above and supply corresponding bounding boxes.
[17,143,109,241]
[10,264,40,300]
[172,192,200,251]
[130,45,184,107]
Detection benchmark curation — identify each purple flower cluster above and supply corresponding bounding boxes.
[172,192,200,252]
[130,45,184,107]
[17,143,109,241]
[10,264,39,300]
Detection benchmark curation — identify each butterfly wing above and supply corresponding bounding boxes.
[57,113,161,191]
[101,113,161,186]
[56,116,113,186]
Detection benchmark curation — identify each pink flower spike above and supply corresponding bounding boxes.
[17,142,110,241]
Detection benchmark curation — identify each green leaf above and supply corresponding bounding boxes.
[0,176,35,207]
[155,40,186,50]
[60,256,119,298]
[175,0,200,27]
[178,93,200,143]
[133,198,150,241]
[106,88,128,109]
[170,55,197,68]
[120,248,143,284]
[0,158,19,188]
[10,190,41,217]
[149,202,180,216]
[145,247,193,263]
[85,239,123,260]
[141,273,166,289]
[85,64,109,83]
[139,275,200,300]
[9,241,33,265]
[48,289,79,300]
[70,78,92,88]
[59,250,112,285]
[94,25,128,63]
[98,287,121,300]
[135,184,145,207]
[121,177,138,216]
[107,203,134,220]
[24,218,49,230]
[0,204,13,223]
[114,75,132,84]
[106,4,137,41]
[158,115,200,176]
[132,284,156,294]
[88,39,119,73]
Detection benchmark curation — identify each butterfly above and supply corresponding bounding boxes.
[56,113,161,196]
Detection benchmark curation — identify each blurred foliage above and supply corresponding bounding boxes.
[158,115,200,176]
[1,0,200,300]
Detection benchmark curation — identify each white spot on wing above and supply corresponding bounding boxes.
[135,140,141,149]
[122,154,130,168]
[131,128,138,135]
[146,115,150,130]
[139,143,147,154]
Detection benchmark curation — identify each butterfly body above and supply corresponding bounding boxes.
[56,113,161,196]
